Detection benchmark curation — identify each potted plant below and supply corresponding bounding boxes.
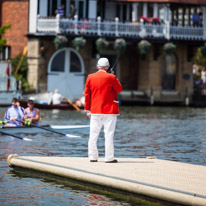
[152,17,160,25]
[163,42,176,55]
[72,37,86,52]
[139,16,149,24]
[138,40,151,56]
[114,38,126,54]
[54,35,68,50]
[96,38,109,53]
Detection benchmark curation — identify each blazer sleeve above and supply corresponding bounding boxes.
[84,76,91,111]
[112,75,122,93]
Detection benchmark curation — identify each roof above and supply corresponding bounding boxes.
[116,0,206,4]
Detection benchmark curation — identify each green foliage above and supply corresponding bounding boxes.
[163,42,176,55]
[138,40,151,55]
[96,38,109,53]
[54,35,68,50]
[10,53,30,91]
[72,37,86,51]
[193,47,206,68]
[0,24,11,46]
[114,38,126,54]
[201,46,206,56]
[0,24,11,35]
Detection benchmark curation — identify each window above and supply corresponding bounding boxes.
[70,51,81,72]
[116,4,120,19]
[51,50,65,72]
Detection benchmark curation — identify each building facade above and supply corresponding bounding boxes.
[0,0,29,59]
[13,0,206,104]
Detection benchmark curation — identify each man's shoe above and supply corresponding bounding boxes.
[105,159,118,163]
[90,160,98,162]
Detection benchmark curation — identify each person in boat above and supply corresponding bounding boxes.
[76,93,85,108]
[52,89,65,105]
[4,98,25,127]
[84,57,122,163]
[24,100,40,125]
[17,99,25,114]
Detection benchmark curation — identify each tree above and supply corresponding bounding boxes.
[193,47,206,68]
[11,53,30,91]
[0,24,11,46]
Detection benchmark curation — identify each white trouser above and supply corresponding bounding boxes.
[88,115,117,162]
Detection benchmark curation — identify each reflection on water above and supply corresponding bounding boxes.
[0,106,205,205]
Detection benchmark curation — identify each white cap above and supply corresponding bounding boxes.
[97,58,110,67]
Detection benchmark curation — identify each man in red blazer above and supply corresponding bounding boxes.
[84,58,122,163]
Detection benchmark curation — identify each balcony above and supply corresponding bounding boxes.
[36,15,206,41]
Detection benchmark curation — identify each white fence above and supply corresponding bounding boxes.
[36,15,206,40]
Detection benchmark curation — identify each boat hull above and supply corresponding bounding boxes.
[19,100,76,110]
[0,125,50,134]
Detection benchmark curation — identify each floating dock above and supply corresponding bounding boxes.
[7,155,206,206]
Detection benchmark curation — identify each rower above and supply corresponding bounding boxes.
[4,98,25,127]
[17,99,24,114]
[24,100,40,125]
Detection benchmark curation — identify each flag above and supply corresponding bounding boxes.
[5,63,10,91]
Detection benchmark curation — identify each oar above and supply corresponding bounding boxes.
[50,125,90,129]
[66,98,81,111]
[0,130,32,141]
[17,120,80,138]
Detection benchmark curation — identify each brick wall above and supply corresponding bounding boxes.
[0,0,2,25]
[1,0,29,58]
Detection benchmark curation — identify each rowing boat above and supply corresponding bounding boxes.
[18,100,77,110]
[0,124,89,135]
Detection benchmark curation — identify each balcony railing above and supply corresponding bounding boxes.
[36,15,206,41]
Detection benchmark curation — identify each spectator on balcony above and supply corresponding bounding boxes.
[192,9,201,26]
[199,12,203,26]
[69,3,77,19]
[56,4,65,18]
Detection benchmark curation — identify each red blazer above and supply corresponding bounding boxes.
[84,70,122,114]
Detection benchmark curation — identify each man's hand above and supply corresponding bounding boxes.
[29,117,33,122]
[86,111,91,119]
[10,117,16,122]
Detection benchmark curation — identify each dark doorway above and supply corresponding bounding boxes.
[100,54,117,73]
[162,54,177,91]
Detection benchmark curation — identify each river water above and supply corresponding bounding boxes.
[0,106,205,205]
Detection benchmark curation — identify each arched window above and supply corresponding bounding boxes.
[51,50,65,72]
